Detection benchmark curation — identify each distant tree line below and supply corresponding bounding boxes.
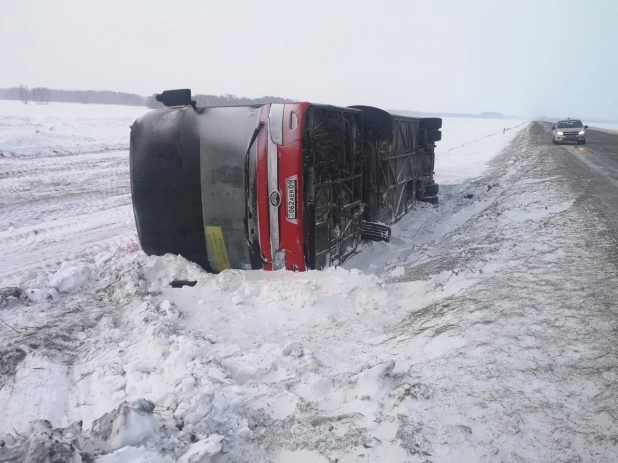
[5,86,143,106]
[16,85,51,105]
[0,86,292,108]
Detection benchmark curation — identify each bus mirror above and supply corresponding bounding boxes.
[156,89,195,108]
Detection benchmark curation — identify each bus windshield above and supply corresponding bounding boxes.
[198,106,262,271]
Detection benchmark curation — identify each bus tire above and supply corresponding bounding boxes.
[427,129,442,143]
[420,118,442,130]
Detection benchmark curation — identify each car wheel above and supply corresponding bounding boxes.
[581,140,586,145]
[552,139,557,145]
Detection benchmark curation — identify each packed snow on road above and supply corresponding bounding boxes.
[3,101,617,462]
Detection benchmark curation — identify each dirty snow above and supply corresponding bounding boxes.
[2,102,618,462]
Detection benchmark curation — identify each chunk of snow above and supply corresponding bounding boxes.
[25,288,50,302]
[236,427,253,440]
[353,360,396,399]
[177,434,224,463]
[160,299,180,319]
[47,264,92,292]
[48,287,60,301]
[91,400,159,451]
[390,266,405,277]
[184,393,213,425]
[282,342,304,358]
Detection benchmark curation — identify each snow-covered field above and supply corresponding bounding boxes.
[590,122,618,133]
[4,102,617,462]
[0,100,146,157]
[435,118,527,184]
[0,102,148,285]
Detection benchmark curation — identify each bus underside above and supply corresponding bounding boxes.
[303,106,364,270]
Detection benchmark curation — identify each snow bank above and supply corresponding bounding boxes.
[0,246,421,458]
[0,237,498,461]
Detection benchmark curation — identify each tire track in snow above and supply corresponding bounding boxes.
[0,149,136,285]
[0,150,131,228]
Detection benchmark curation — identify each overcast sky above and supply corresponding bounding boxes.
[2,0,617,118]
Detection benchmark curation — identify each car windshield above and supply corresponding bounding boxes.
[557,120,584,128]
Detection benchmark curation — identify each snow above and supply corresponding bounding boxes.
[98,447,174,463]
[177,434,224,463]
[0,100,147,157]
[435,117,528,184]
[0,100,141,285]
[3,102,618,461]
[590,122,618,133]
[0,102,533,462]
[108,400,160,450]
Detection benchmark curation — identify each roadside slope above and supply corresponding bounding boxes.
[3,122,618,461]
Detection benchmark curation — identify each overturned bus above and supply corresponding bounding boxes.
[130,89,442,273]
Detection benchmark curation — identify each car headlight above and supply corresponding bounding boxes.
[579,130,585,135]
[557,131,564,136]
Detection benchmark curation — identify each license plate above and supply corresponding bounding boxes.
[286,178,297,220]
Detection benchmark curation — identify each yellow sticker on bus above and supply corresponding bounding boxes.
[204,226,231,272]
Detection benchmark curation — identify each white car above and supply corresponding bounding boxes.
[552,119,588,145]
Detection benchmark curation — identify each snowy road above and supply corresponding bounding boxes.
[551,125,618,183]
[2,113,618,462]
[546,125,618,253]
